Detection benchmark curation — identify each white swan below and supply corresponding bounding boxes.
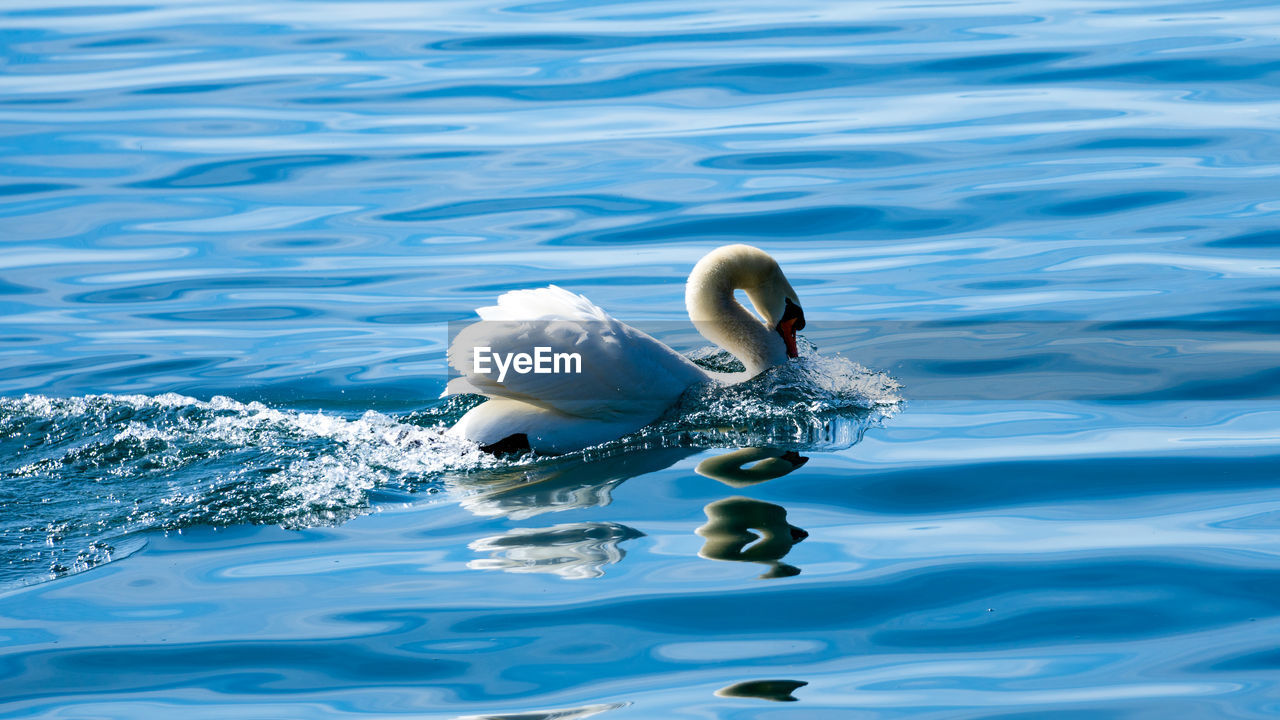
[443,244,806,454]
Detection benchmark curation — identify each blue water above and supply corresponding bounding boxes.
[3,0,1280,716]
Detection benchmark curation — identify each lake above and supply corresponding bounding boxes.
[3,0,1280,717]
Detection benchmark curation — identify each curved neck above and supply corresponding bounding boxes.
[695,448,808,488]
[686,254,787,379]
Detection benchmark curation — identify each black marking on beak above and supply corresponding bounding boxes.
[775,298,805,358]
[782,298,805,331]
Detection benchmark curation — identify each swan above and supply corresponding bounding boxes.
[443,244,806,454]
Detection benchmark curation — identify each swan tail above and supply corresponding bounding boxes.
[476,285,609,323]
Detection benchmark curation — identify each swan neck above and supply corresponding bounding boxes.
[686,249,787,378]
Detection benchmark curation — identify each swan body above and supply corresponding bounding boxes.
[444,244,805,453]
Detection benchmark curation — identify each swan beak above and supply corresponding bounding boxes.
[775,299,806,359]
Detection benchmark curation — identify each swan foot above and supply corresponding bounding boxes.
[479,433,532,456]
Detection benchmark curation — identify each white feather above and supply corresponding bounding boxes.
[445,286,706,451]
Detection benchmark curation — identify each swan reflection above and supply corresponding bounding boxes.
[715,679,808,702]
[455,701,626,720]
[695,447,808,488]
[468,522,644,580]
[457,446,699,520]
[697,497,808,579]
[456,444,812,579]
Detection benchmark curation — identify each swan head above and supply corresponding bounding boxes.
[687,244,806,365]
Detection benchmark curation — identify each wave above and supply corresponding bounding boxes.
[0,393,490,588]
[655,341,900,449]
[0,346,898,588]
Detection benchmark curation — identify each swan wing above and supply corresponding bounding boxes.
[445,285,705,421]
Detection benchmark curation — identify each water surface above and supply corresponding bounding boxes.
[3,0,1280,717]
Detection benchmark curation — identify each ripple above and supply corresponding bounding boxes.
[697,149,922,170]
[140,305,319,322]
[553,204,975,244]
[130,80,279,95]
[130,154,367,189]
[1077,135,1217,150]
[69,274,402,304]
[380,194,679,223]
[1206,229,1280,248]
[1041,191,1189,217]
[427,24,899,52]
[1013,57,1280,85]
